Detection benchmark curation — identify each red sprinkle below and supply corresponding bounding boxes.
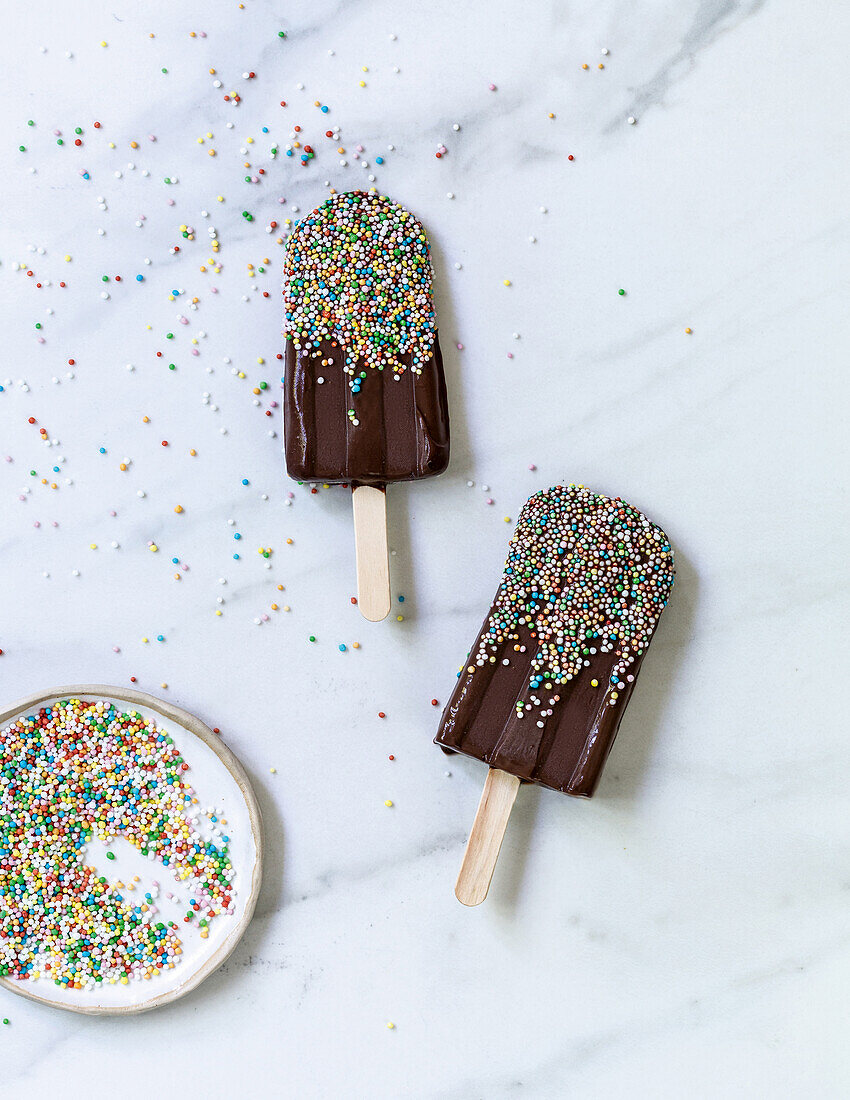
[388,754,394,760]
[430,699,439,706]
[378,712,386,719]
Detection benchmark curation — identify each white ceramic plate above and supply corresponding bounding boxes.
[0,685,263,1015]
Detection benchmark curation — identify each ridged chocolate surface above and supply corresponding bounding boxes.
[436,618,644,797]
[283,337,450,485]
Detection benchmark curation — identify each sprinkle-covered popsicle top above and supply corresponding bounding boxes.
[475,486,675,709]
[283,190,436,378]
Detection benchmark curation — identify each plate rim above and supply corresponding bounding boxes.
[0,683,264,1016]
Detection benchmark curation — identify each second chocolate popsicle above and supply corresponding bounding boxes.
[283,191,450,620]
[436,484,675,903]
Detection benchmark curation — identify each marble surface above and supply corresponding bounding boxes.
[1,0,847,1096]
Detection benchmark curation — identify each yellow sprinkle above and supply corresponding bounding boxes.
[384,800,393,808]
[396,615,404,622]
[270,767,277,774]
[591,679,599,688]
[149,544,158,552]
[504,516,511,523]
[685,327,693,334]
[386,1022,395,1030]
[582,63,589,70]
[89,543,97,550]
[174,505,184,513]
[352,642,360,650]
[503,279,512,287]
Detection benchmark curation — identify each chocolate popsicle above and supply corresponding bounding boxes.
[436,485,675,904]
[282,191,450,620]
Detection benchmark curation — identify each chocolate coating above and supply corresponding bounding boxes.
[283,337,450,485]
[435,485,674,797]
[436,619,644,797]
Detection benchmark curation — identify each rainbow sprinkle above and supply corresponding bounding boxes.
[0,698,234,990]
[474,486,675,708]
[283,190,436,378]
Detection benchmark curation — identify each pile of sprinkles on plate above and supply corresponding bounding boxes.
[283,190,437,377]
[0,698,235,992]
[475,485,675,708]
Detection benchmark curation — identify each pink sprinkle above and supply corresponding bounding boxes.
[456,342,464,350]
[488,83,497,91]
[109,510,117,516]
[167,198,175,206]
[528,464,536,471]
[486,498,494,505]
[191,348,200,356]
[113,646,120,652]
[269,400,278,408]
[507,352,514,359]
[33,521,40,528]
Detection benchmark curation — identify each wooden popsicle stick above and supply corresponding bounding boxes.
[352,484,391,622]
[455,768,521,906]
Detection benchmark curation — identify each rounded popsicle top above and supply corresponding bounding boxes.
[478,485,675,706]
[283,190,436,377]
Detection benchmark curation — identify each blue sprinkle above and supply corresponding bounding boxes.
[398,595,405,603]
[321,105,329,113]
[338,643,347,652]
[233,553,240,560]
[136,274,144,281]
[375,156,384,164]
[99,447,106,454]
[234,532,241,540]
[241,478,249,485]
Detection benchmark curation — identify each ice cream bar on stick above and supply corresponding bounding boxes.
[283,191,450,621]
[435,485,675,905]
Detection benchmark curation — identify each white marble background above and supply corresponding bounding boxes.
[1,0,847,1097]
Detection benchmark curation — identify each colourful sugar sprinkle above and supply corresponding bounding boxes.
[0,699,235,990]
[474,486,674,705]
[283,190,436,378]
